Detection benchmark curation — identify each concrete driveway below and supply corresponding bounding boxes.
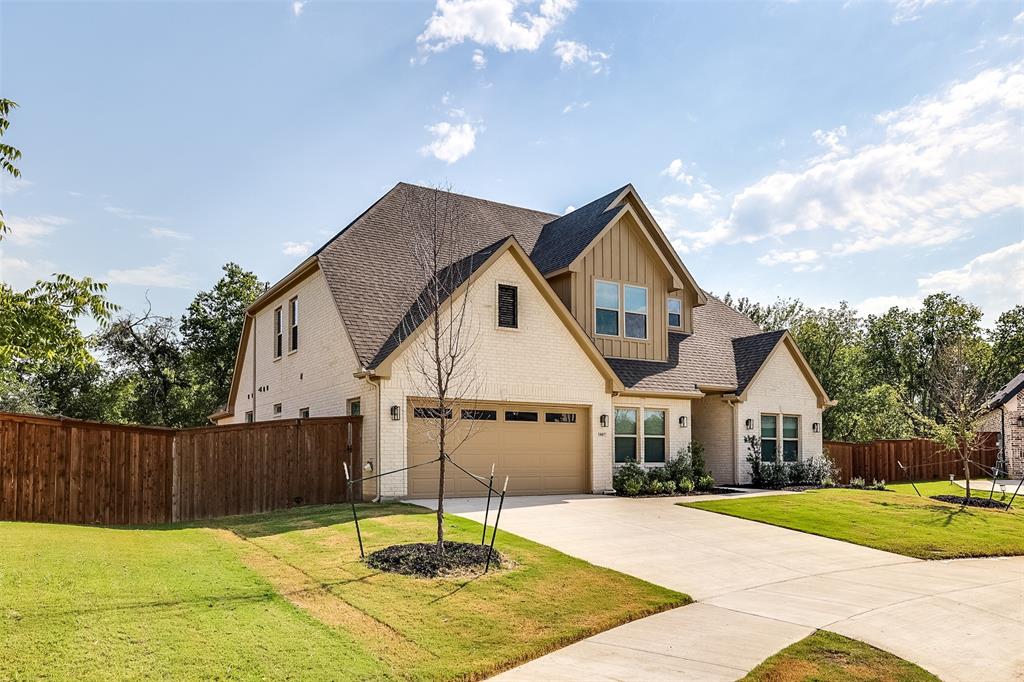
[412,494,1024,681]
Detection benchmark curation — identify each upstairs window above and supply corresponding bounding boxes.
[624,285,648,340]
[667,297,682,328]
[497,284,518,328]
[595,280,620,336]
[273,403,282,416]
[273,307,283,359]
[289,297,299,351]
[299,407,310,419]
[245,411,254,423]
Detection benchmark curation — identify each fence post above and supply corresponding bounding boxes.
[171,434,179,523]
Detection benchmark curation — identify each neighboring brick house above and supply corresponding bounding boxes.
[212,183,833,497]
[980,371,1024,478]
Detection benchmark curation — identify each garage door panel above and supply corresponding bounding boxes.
[407,401,587,498]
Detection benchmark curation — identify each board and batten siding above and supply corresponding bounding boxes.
[570,212,676,362]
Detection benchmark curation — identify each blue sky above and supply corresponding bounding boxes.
[2,0,1022,327]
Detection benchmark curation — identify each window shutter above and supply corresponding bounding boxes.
[498,285,518,328]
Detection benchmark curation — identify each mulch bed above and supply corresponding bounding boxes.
[930,495,1009,510]
[366,541,504,578]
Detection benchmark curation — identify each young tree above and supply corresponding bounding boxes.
[402,185,480,556]
[920,337,994,501]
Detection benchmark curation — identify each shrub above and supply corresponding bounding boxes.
[622,477,643,496]
[761,462,790,489]
[688,441,707,480]
[613,460,647,496]
[788,460,809,486]
[849,476,866,489]
[868,479,887,491]
[744,435,764,487]
[695,474,715,491]
[677,477,694,493]
[662,479,677,494]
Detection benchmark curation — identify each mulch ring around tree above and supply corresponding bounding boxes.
[930,495,1009,510]
[366,541,506,578]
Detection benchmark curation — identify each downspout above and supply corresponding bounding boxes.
[1001,405,1007,475]
[360,371,382,503]
[251,315,257,419]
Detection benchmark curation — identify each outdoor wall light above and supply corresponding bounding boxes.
[390,405,401,421]
[812,422,820,433]
[600,414,609,428]
[678,416,688,428]
[745,418,753,430]
[1017,415,1024,428]
[363,461,374,472]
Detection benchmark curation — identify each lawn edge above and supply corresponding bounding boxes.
[679,493,1023,560]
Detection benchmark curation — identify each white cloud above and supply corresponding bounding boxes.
[890,0,944,24]
[552,39,610,73]
[420,121,479,163]
[0,176,32,194]
[417,0,576,54]
[563,205,576,214]
[671,62,1024,254]
[1015,11,1024,24]
[149,227,191,240]
[0,254,57,289]
[810,125,848,162]
[68,190,84,198]
[854,241,1024,323]
[104,205,167,222]
[561,100,590,114]
[757,248,820,267]
[917,241,1024,316]
[292,0,305,16]
[4,215,68,245]
[662,191,720,214]
[855,294,924,317]
[472,48,487,69]
[661,158,694,185]
[282,240,313,257]
[105,258,194,288]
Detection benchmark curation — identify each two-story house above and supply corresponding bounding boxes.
[212,183,832,498]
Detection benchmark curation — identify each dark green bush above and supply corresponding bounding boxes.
[695,474,715,491]
[613,459,647,496]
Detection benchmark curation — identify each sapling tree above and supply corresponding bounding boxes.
[402,185,481,556]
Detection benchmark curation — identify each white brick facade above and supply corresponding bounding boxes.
[380,251,613,498]
[692,396,737,484]
[733,344,824,484]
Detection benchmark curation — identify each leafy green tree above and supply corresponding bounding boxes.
[98,311,192,427]
[180,263,265,420]
[719,293,806,331]
[838,384,915,442]
[0,98,22,238]
[0,274,117,414]
[989,305,1024,389]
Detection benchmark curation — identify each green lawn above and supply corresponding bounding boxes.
[1,503,686,681]
[744,631,938,681]
[684,485,1024,559]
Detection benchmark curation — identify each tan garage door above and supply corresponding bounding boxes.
[407,401,589,498]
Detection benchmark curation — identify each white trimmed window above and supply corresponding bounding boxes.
[595,280,620,336]
[667,297,682,328]
[614,407,637,463]
[782,415,799,462]
[273,307,283,359]
[623,285,648,340]
[273,403,282,417]
[289,297,299,352]
[643,409,666,463]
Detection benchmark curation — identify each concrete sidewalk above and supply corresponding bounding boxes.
[412,494,1024,681]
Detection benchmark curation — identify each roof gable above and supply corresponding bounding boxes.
[368,237,623,392]
[529,186,627,274]
[987,371,1024,409]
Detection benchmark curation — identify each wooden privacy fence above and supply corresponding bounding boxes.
[824,434,997,484]
[0,412,361,526]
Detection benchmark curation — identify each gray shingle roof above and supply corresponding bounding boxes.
[529,186,627,274]
[607,297,767,393]
[733,330,787,394]
[316,183,556,368]
[987,371,1024,409]
[367,236,513,369]
[313,182,780,393]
